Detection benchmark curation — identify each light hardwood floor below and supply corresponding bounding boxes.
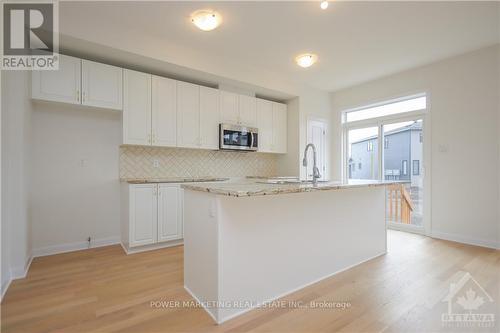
[1,231,499,333]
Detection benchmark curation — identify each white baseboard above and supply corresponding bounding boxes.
[121,239,183,255]
[1,255,33,302]
[1,277,12,302]
[32,236,121,258]
[184,285,218,323]
[11,255,33,279]
[431,231,499,250]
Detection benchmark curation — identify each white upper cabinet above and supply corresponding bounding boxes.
[157,184,183,242]
[239,95,257,127]
[199,86,220,150]
[220,91,239,124]
[81,60,123,110]
[32,54,81,104]
[272,102,287,153]
[152,75,177,147]
[177,81,200,149]
[123,69,152,146]
[220,91,257,127]
[257,98,287,153]
[257,99,274,152]
[129,184,158,247]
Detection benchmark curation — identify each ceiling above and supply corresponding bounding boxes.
[59,1,500,93]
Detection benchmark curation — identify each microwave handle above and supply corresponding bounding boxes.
[250,132,255,148]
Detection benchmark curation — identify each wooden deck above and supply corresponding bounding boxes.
[1,231,499,332]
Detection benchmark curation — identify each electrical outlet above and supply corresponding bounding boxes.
[153,159,160,168]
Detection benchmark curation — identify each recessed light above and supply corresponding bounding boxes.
[191,10,221,31]
[320,1,329,10]
[295,54,318,68]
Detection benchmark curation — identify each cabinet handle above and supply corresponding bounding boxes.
[82,91,86,103]
[148,134,151,144]
[76,90,80,102]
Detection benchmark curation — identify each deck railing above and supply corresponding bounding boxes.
[387,184,414,224]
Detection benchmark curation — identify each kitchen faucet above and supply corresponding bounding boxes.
[302,143,321,184]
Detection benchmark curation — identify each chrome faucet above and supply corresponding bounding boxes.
[302,143,321,184]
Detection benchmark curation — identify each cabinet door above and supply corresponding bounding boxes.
[239,95,257,127]
[177,81,200,148]
[81,59,123,110]
[199,86,220,150]
[158,184,183,242]
[219,91,239,124]
[32,54,81,104]
[152,75,177,147]
[123,70,152,145]
[256,98,274,153]
[273,102,287,153]
[129,184,158,247]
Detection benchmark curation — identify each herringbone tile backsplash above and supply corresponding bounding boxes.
[120,146,278,179]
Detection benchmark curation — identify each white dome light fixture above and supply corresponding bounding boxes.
[295,53,318,68]
[191,10,222,31]
[320,1,329,10]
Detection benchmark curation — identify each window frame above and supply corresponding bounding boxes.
[402,160,408,176]
[342,93,426,124]
[413,160,420,176]
[341,93,428,183]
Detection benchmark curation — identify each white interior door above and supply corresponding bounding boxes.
[306,119,327,180]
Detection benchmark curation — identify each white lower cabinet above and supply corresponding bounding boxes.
[122,183,183,251]
[129,184,158,247]
[157,184,183,242]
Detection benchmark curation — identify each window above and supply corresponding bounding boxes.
[384,137,389,149]
[402,160,408,176]
[413,160,420,175]
[367,141,374,151]
[344,95,426,123]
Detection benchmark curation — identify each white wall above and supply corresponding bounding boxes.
[298,87,332,180]
[1,71,33,289]
[277,88,333,179]
[30,103,122,255]
[331,44,500,248]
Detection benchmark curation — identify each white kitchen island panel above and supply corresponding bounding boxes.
[183,184,387,323]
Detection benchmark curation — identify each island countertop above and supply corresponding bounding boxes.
[181,179,407,197]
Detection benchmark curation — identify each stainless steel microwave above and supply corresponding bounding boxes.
[219,124,258,151]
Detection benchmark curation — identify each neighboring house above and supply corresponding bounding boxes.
[349,122,422,186]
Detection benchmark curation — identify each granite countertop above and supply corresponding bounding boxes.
[181,179,408,197]
[121,177,229,184]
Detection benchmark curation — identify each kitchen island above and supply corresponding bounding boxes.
[182,179,400,324]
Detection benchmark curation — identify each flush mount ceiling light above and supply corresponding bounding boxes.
[191,10,222,31]
[320,1,329,10]
[295,53,318,68]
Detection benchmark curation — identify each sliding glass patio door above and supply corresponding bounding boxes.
[342,94,428,235]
